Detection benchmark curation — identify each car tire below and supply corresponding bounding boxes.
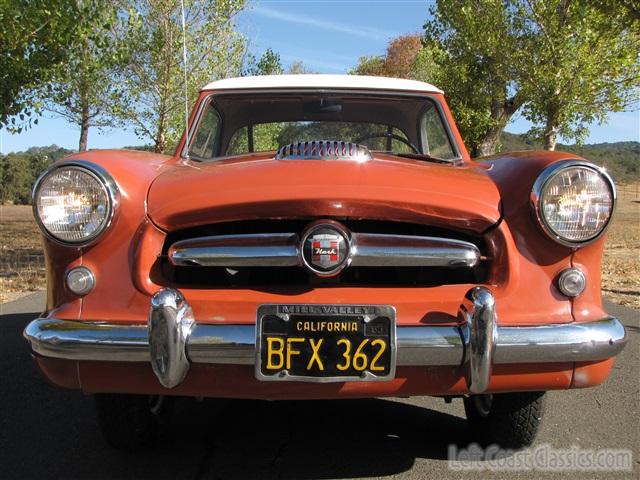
[94,394,172,450]
[463,391,545,449]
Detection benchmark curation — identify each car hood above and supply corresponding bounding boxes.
[146,153,501,234]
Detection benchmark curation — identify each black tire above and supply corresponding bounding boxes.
[464,391,545,449]
[94,394,172,451]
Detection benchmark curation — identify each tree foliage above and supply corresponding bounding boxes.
[118,0,246,153]
[0,145,72,204]
[45,2,132,151]
[350,34,422,78]
[423,0,639,154]
[287,60,317,75]
[244,48,284,76]
[515,0,640,150]
[0,0,83,130]
[423,1,527,157]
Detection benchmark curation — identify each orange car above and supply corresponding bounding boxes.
[25,75,626,450]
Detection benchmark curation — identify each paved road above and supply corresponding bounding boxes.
[1,292,638,480]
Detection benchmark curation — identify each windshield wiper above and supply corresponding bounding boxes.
[395,152,461,165]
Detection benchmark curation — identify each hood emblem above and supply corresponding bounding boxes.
[301,221,352,277]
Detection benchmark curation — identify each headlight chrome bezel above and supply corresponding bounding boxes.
[531,160,616,248]
[32,160,119,247]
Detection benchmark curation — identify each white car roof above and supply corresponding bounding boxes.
[201,74,443,94]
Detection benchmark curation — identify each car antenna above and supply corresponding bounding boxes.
[180,0,190,160]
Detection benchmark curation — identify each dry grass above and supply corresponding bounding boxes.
[1,188,638,308]
[0,205,46,303]
[601,183,640,309]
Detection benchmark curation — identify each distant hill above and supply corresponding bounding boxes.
[500,132,639,183]
[0,145,75,204]
[5,144,75,161]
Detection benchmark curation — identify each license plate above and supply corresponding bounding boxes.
[256,305,396,382]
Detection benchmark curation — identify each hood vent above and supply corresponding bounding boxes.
[275,140,372,162]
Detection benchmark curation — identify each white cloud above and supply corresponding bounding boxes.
[252,5,396,41]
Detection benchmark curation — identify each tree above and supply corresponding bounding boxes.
[517,0,640,150]
[424,0,639,154]
[119,0,246,154]
[381,35,423,78]
[424,2,526,157]
[350,34,422,78]
[0,150,53,204]
[351,56,386,76]
[244,48,283,76]
[45,3,131,151]
[0,0,82,130]
[287,61,317,75]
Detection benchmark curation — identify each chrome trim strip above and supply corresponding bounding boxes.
[168,232,480,268]
[24,316,626,367]
[395,326,463,366]
[24,319,150,362]
[169,233,301,267]
[351,233,480,267]
[188,325,255,364]
[493,317,627,364]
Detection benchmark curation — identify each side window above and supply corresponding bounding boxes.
[420,105,456,159]
[189,104,220,159]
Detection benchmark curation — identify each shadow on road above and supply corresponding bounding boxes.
[1,311,472,480]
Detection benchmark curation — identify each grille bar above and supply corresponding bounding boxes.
[169,233,300,267]
[168,233,480,268]
[350,233,480,267]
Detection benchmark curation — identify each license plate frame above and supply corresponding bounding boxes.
[255,304,396,383]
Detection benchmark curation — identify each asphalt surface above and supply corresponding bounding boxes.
[1,292,638,480]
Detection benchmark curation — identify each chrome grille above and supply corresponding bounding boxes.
[157,219,489,288]
[168,233,480,268]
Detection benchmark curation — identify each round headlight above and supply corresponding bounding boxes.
[33,162,117,245]
[532,161,615,246]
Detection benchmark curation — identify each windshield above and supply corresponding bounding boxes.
[187,92,457,161]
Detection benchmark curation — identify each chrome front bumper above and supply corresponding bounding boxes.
[24,287,627,393]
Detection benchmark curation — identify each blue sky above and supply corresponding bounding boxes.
[1,0,638,154]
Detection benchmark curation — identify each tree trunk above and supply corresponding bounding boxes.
[78,99,90,152]
[543,119,559,150]
[475,123,504,157]
[473,95,521,158]
[154,117,166,154]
